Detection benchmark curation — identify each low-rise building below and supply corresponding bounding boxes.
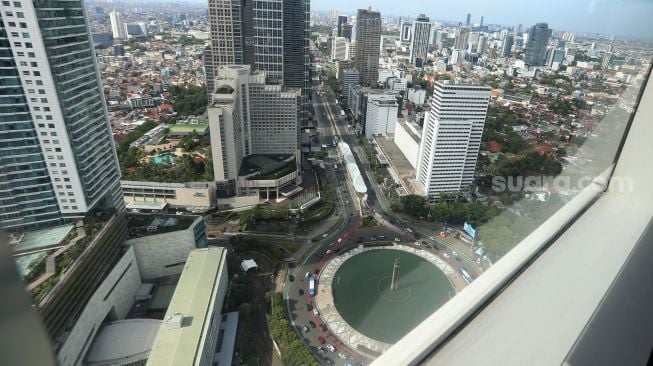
[147,247,229,366]
[121,181,215,212]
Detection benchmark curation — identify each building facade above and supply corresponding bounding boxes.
[205,0,309,126]
[410,15,431,67]
[365,93,398,138]
[524,23,552,66]
[341,69,360,98]
[501,34,514,57]
[109,10,127,40]
[354,8,382,86]
[454,27,470,50]
[331,36,350,61]
[147,247,229,366]
[337,15,348,37]
[208,65,299,197]
[1,0,124,231]
[416,82,490,198]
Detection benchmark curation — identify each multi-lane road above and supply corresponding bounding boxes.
[282,65,486,365]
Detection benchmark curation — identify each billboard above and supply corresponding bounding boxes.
[463,222,476,238]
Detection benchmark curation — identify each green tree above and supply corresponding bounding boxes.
[170,85,208,116]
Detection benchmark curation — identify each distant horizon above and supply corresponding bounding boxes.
[92,0,653,42]
[309,0,653,42]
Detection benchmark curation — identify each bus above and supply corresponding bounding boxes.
[459,267,474,284]
[309,275,316,296]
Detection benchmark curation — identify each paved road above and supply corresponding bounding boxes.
[283,63,487,365]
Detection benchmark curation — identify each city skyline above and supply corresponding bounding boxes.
[310,0,652,41]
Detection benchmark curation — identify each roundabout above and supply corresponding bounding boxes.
[315,244,458,357]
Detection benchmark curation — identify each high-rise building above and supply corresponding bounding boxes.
[501,34,514,57]
[337,15,348,37]
[546,48,565,69]
[205,0,243,96]
[365,93,398,138]
[602,52,613,70]
[341,69,361,101]
[342,23,353,41]
[109,10,127,40]
[208,65,299,196]
[416,82,490,198]
[477,35,488,54]
[205,0,309,125]
[480,16,484,27]
[354,8,382,86]
[331,37,350,61]
[467,32,481,53]
[1,0,124,231]
[466,13,471,26]
[410,14,431,67]
[400,21,412,43]
[524,23,552,66]
[435,30,448,50]
[454,27,470,50]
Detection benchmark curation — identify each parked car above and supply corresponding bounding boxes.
[313,308,319,316]
[318,336,326,344]
[338,352,348,359]
[298,289,304,295]
[307,303,313,311]
[303,325,310,333]
[309,321,316,328]
[320,324,328,331]
[326,344,336,352]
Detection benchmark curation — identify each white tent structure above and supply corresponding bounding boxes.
[240,259,259,272]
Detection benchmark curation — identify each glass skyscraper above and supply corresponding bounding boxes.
[524,23,553,66]
[0,0,123,231]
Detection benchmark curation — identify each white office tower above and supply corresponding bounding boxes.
[208,65,299,196]
[416,82,490,198]
[109,10,128,40]
[410,14,431,67]
[365,93,398,138]
[331,36,350,61]
[1,0,124,231]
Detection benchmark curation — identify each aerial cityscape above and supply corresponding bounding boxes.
[1,0,651,365]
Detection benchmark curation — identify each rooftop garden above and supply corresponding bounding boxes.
[126,213,197,239]
[239,154,297,180]
[119,129,214,183]
[26,213,114,303]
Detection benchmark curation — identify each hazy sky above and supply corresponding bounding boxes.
[312,0,653,40]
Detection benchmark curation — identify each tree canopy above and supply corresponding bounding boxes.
[170,85,207,116]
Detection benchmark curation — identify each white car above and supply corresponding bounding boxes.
[313,308,319,316]
[326,344,336,352]
[338,352,348,360]
[443,253,450,259]
[414,241,421,246]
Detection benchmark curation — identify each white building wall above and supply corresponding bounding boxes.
[407,88,427,105]
[416,82,490,198]
[331,37,349,61]
[197,253,229,366]
[365,94,398,138]
[125,218,203,280]
[57,246,141,366]
[393,122,420,169]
